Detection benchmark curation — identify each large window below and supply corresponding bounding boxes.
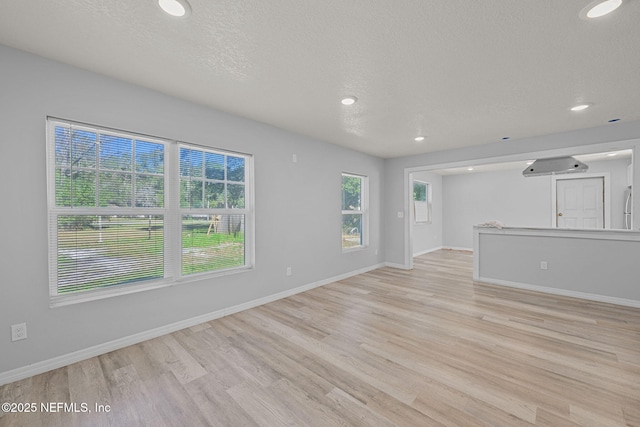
[341,173,368,250]
[47,118,253,305]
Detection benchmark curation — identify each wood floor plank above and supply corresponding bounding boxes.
[1,249,639,426]
[158,334,208,385]
[183,374,259,427]
[324,387,400,427]
[226,378,304,427]
[109,364,168,427]
[141,372,210,427]
[66,357,115,427]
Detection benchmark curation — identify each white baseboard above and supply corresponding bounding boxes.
[385,262,411,270]
[412,246,443,257]
[443,246,473,252]
[0,263,385,386]
[477,277,640,309]
[389,246,472,270]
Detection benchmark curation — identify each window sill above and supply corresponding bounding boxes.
[342,245,367,253]
[49,266,253,308]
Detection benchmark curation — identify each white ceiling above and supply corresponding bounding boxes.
[1,1,639,158]
[433,149,632,175]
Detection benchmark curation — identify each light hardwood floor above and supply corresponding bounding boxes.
[1,250,639,426]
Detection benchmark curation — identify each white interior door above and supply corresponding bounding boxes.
[556,177,604,228]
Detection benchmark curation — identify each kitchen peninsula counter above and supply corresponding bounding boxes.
[473,226,640,307]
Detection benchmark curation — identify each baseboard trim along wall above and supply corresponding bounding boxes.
[0,263,385,386]
[442,246,473,252]
[389,247,473,270]
[412,246,444,257]
[477,276,640,309]
[385,262,411,270]
[473,226,640,306]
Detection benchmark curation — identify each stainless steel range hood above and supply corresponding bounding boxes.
[522,156,588,177]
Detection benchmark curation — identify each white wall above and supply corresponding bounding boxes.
[0,45,384,377]
[442,158,631,249]
[385,124,640,267]
[443,168,548,250]
[411,171,443,255]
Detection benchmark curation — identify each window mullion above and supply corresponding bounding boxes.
[201,154,205,209]
[167,141,180,281]
[224,156,228,209]
[95,132,100,208]
[69,126,74,207]
[131,140,136,208]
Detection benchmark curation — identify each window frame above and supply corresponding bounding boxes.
[341,172,369,251]
[178,143,254,278]
[46,117,254,307]
[413,180,432,224]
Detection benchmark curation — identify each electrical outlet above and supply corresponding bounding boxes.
[540,261,548,270]
[397,211,404,219]
[286,267,292,276]
[11,323,27,341]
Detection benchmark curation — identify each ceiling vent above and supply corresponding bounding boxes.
[522,157,588,177]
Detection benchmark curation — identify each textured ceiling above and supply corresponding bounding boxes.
[1,0,639,158]
[434,149,633,175]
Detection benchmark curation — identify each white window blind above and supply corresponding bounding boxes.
[46,118,253,305]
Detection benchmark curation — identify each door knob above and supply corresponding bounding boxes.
[558,212,563,216]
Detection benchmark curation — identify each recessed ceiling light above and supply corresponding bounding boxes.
[607,152,618,156]
[467,167,474,171]
[341,96,357,106]
[158,0,191,17]
[526,161,534,165]
[501,136,510,141]
[608,118,621,122]
[570,104,591,111]
[583,0,622,18]
[414,136,425,142]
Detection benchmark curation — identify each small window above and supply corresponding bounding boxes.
[413,180,432,223]
[342,173,368,250]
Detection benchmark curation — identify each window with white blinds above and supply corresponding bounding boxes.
[46,118,254,305]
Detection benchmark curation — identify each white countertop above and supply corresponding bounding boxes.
[474,225,640,241]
